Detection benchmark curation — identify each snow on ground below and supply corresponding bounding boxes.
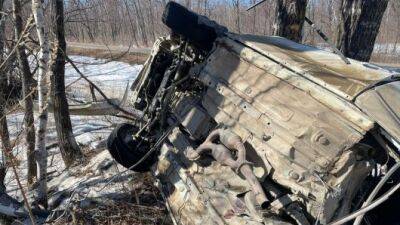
[6,54,142,192]
[66,55,142,86]
[374,43,400,55]
[66,55,143,101]
[3,56,169,224]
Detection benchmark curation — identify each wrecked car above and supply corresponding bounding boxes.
[107,2,400,225]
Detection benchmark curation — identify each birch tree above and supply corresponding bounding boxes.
[12,0,37,186]
[32,0,50,208]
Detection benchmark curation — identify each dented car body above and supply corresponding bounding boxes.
[107,2,400,225]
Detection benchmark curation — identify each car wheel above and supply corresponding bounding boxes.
[107,123,156,172]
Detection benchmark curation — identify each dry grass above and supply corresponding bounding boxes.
[63,201,169,225]
[67,46,149,65]
[49,159,172,225]
[370,53,400,66]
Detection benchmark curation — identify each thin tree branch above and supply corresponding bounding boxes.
[64,53,142,120]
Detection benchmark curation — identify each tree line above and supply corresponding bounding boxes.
[64,0,399,62]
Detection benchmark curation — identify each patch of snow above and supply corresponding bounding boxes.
[3,55,143,203]
[374,43,400,55]
[66,55,142,84]
[65,55,143,101]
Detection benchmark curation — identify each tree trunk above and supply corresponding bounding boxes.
[0,88,10,194]
[148,0,156,42]
[336,0,389,61]
[133,0,148,46]
[391,2,400,55]
[51,0,83,168]
[233,0,240,34]
[122,0,139,46]
[273,0,307,43]
[0,110,8,193]
[0,0,8,192]
[327,0,337,44]
[308,0,315,45]
[251,0,257,34]
[32,0,50,209]
[12,0,37,186]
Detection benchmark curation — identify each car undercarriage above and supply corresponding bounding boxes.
[107,2,400,225]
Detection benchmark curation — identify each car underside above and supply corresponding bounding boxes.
[107,2,400,225]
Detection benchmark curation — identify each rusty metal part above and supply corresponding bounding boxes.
[189,128,270,208]
[202,128,248,171]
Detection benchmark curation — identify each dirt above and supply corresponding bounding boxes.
[67,42,150,65]
[370,53,400,65]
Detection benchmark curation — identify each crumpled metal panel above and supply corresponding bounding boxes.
[230,34,392,99]
[217,37,374,132]
[356,81,400,141]
[197,44,372,223]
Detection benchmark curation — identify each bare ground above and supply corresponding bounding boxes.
[67,42,150,65]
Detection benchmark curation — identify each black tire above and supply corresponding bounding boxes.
[162,1,226,50]
[107,123,156,172]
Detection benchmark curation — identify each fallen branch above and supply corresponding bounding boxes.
[3,143,37,224]
[64,54,143,120]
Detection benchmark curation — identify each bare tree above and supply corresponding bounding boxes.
[60,0,398,63]
[51,0,83,168]
[392,2,400,55]
[273,0,307,42]
[233,0,241,33]
[0,4,3,184]
[148,0,156,42]
[327,0,338,44]
[0,0,10,191]
[122,0,139,46]
[337,0,390,61]
[133,0,148,46]
[12,0,37,186]
[251,0,257,34]
[305,0,315,45]
[32,0,50,208]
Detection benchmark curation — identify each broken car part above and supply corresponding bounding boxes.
[188,128,270,208]
[107,2,400,224]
